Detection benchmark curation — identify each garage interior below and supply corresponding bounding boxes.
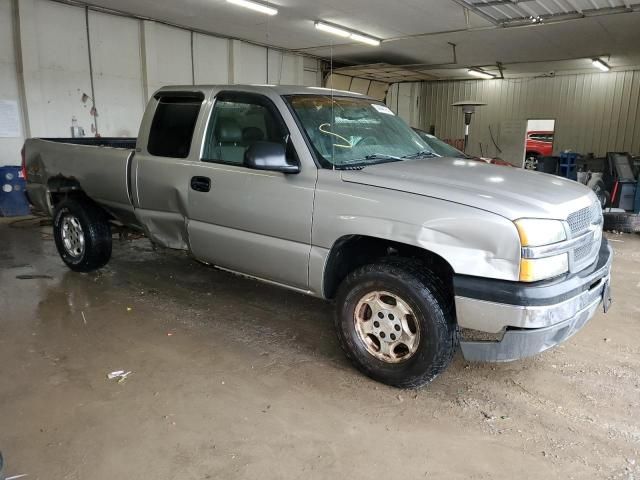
[1,0,640,479]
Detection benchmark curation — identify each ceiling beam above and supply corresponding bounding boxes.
[470,0,537,6]
[448,0,501,25]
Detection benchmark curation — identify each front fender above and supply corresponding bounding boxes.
[310,171,522,296]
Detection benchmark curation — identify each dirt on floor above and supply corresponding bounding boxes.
[0,216,639,480]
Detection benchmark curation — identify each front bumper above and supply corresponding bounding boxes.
[454,239,613,362]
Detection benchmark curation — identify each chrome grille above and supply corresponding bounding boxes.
[567,205,592,235]
[573,242,593,262]
[567,202,602,272]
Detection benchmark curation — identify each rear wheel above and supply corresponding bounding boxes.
[53,198,112,272]
[335,259,457,388]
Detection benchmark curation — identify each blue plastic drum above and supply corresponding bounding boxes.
[0,166,31,217]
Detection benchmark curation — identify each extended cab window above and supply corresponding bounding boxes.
[147,95,203,158]
[202,93,291,165]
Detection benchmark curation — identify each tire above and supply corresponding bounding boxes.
[524,153,538,170]
[603,211,640,234]
[589,179,609,208]
[53,198,112,272]
[335,258,457,388]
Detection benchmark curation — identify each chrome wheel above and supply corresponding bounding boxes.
[61,215,85,258]
[354,291,420,363]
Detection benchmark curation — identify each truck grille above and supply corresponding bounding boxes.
[573,242,593,262]
[567,202,602,236]
[567,202,602,271]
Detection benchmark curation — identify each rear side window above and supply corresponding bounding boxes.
[147,95,203,158]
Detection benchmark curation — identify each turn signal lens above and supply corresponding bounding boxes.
[520,254,568,282]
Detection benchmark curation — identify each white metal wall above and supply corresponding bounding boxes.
[386,83,421,127]
[0,0,25,167]
[0,0,321,166]
[391,72,640,160]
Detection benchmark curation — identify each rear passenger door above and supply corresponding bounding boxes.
[132,92,205,249]
[186,91,316,290]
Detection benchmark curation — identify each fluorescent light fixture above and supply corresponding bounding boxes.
[592,58,610,72]
[314,21,380,46]
[226,0,278,16]
[467,68,496,79]
[315,21,350,38]
[349,33,380,47]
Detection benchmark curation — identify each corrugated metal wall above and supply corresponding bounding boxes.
[391,70,640,160]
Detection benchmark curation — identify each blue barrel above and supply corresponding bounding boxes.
[0,166,31,217]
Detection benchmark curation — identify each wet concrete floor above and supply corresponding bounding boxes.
[1,217,639,479]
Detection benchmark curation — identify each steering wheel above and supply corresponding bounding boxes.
[355,136,378,147]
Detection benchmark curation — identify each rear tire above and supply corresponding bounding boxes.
[335,258,457,388]
[53,198,112,272]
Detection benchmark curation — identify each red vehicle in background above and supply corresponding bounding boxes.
[526,131,554,159]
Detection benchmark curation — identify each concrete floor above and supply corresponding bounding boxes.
[1,216,639,480]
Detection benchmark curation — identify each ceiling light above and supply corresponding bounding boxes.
[592,58,610,72]
[349,33,380,47]
[467,68,496,79]
[315,21,350,38]
[226,0,278,16]
[315,21,380,46]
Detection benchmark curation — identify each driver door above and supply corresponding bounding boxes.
[186,91,316,290]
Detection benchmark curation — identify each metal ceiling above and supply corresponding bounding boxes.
[332,64,440,83]
[453,0,640,26]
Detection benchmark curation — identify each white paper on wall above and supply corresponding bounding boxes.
[0,100,21,138]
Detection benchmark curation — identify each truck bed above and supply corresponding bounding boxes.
[39,137,137,150]
[24,137,137,222]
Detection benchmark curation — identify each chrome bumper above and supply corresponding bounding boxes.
[456,242,613,362]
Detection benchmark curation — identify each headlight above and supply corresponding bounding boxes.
[519,254,569,282]
[515,219,568,282]
[515,219,566,247]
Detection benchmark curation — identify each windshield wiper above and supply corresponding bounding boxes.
[362,153,403,161]
[402,151,438,159]
[334,153,403,170]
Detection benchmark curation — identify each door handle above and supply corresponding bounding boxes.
[190,176,211,192]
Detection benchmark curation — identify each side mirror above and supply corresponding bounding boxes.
[244,141,300,174]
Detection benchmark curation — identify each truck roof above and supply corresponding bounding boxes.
[153,84,374,100]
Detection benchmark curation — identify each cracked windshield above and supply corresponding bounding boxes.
[286,95,437,168]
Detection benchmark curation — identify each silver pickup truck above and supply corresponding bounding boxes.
[24,85,613,388]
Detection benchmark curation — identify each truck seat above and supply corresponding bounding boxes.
[242,126,265,144]
[214,119,245,164]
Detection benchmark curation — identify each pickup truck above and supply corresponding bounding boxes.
[24,85,613,388]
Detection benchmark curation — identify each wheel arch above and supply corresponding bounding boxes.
[322,234,455,300]
[46,176,117,222]
[47,175,84,201]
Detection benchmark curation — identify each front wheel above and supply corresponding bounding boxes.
[53,198,112,272]
[524,153,539,170]
[335,260,457,388]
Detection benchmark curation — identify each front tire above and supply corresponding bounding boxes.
[53,198,112,272]
[524,152,539,170]
[335,259,457,388]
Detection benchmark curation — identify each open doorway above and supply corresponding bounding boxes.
[524,119,556,170]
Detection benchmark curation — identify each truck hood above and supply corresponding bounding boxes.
[340,157,596,221]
